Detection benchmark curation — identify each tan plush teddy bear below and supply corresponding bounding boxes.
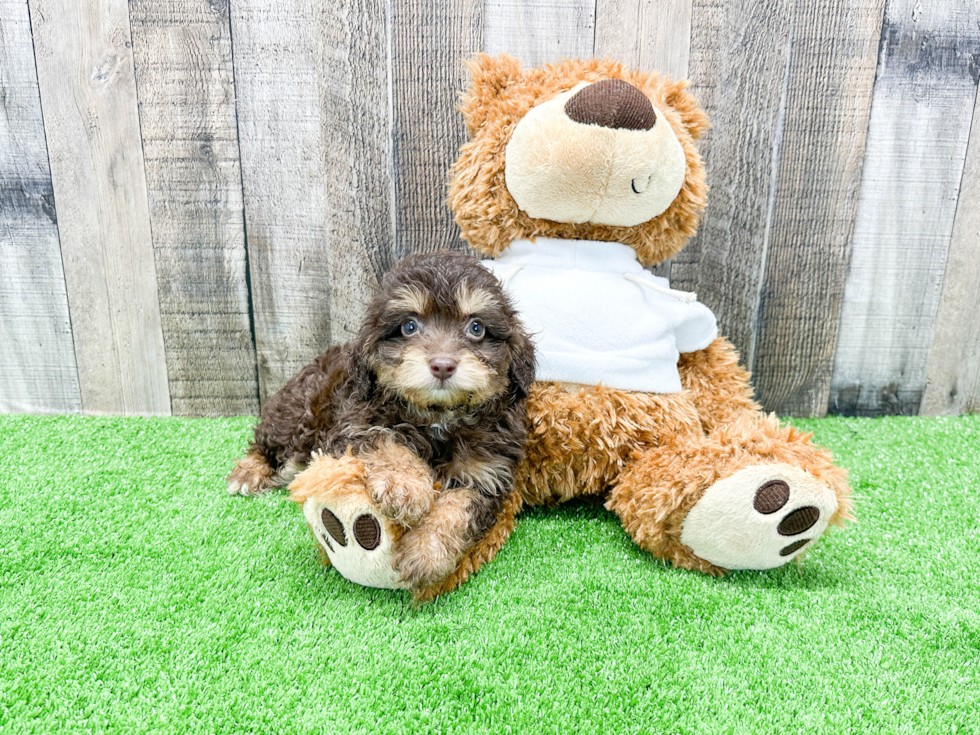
[290,54,852,601]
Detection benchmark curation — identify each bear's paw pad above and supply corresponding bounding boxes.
[680,464,837,570]
[303,497,408,590]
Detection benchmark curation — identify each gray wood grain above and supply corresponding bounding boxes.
[0,0,81,414]
[670,0,795,365]
[232,0,398,403]
[594,0,692,80]
[229,0,334,403]
[5,0,980,419]
[830,0,980,416]
[390,0,483,258]
[483,0,595,67]
[28,0,170,415]
[320,0,394,344]
[748,0,885,417]
[916,66,980,416]
[128,0,258,417]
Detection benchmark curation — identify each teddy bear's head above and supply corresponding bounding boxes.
[448,54,709,267]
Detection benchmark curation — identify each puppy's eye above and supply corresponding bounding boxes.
[465,319,485,341]
[401,319,420,337]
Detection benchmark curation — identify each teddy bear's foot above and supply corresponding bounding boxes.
[289,454,409,590]
[303,497,409,589]
[607,415,852,574]
[679,464,838,570]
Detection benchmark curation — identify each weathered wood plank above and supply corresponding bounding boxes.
[670,0,795,361]
[830,0,980,417]
[229,0,333,403]
[483,0,595,67]
[594,0,692,80]
[748,0,885,417]
[320,0,393,344]
[28,0,170,415]
[916,79,980,416]
[390,0,482,258]
[232,0,395,402]
[0,0,81,414]
[128,0,258,417]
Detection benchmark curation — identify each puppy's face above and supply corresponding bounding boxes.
[373,281,512,408]
[353,253,534,411]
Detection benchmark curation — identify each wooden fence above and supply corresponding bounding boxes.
[1,0,978,418]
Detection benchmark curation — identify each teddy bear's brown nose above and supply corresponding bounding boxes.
[564,79,657,131]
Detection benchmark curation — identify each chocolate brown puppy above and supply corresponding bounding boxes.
[227,250,534,588]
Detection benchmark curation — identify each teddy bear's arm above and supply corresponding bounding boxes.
[677,337,761,433]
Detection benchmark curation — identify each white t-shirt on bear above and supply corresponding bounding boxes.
[483,238,718,394]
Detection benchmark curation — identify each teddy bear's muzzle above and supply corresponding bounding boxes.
[503,81,687,228]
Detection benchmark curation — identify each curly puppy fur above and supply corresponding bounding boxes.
[228,251,535,589]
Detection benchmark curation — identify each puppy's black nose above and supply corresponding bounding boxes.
[564,79,656,131]
[429,358,457,381]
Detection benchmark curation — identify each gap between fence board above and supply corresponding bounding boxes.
[918,82,980,416]
[830,0,980,416]
[483,0,595,68]
[751,0,884,417]
[318,0,395,345]
[671,0,795,373]
[390,0,483,259]
[229,0,335,403]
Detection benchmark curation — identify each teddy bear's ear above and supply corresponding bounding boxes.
[663,78,710,140]
[459,53,524,136]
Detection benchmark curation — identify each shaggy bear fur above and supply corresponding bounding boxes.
[449,54,709,265]
[439,55,851,588]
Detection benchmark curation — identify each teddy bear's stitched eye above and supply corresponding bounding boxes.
[465,319,485,341]
[401,319,419,337]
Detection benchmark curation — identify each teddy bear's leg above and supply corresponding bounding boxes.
[606,413,852,574]
[289,454,409,590]
[677,337,761,432]
[519,381,704,506]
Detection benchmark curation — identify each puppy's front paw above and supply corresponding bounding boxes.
[395,528,459,589]
[365,468,435,525]
[226,452,275,496]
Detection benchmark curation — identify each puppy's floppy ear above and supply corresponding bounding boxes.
[507,328,535,398]
[345,337,376,402]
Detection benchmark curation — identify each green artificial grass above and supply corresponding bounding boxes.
[1,414,978,734]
